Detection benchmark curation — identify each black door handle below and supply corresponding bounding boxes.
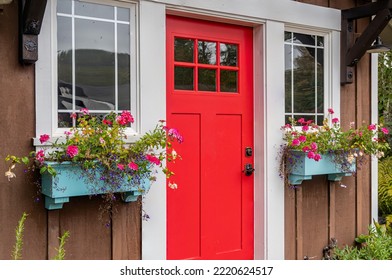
[243,163,255,176]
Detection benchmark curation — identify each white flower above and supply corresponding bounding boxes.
[171,149,178,160]
[168,182,178,189]
[5,164,16,181]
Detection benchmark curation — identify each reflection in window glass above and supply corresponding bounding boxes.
[175,67,194,90]
[220,43,237,66]
[220,70,238,93]
[57,1,132,127]
[198,68,216,91]
[198,41,216,65]
[57,0,72,13]
[284,31,325,125]
[175,38,194,63]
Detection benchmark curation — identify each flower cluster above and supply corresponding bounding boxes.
[279,109,390,186]
[281,109,390,162]
[5,108,183,197]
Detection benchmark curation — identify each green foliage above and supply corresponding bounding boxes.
[53,231,70,260]
[378,51,392,157]
[333,221,392,260]
[11,212,28,260]
[378,157,392,222]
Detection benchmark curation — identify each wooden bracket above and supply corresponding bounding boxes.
[19,0,47,64]
[341,0,392,84]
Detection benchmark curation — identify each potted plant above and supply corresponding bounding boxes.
[279,108,390,186]
[5,108,183,216]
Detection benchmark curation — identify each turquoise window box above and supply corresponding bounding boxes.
[41,161,151,210]
[288,151,356,185]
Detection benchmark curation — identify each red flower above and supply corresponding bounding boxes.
[66,145,78,158]
[146,154,160,165]
[39,134,50,144]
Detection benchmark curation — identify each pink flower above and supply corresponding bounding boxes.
[70,113,77,119]
[146,154,160,165]
[117,164,125,171]
[313,153,322,161]
[332,118,339,124]
[307,151,315,159]
[116,110,134,126]
[302,125,309,132]
[328,108,334,114]
[298,118,306,124]
[281,124,292,129]
[310,142,318,151]
[80,108,89,115]
[168,128,184,143]
[64,131,72,136]
[382,127,389,135]
[39,134,50,144]
[368,124,377,131]
[102,119,112,126]
[302,146,310,152]
[298,135,307,143]
[128,162,138,171]
[291,139,300,146]
[35,149,45,162]
[66,145,78,158]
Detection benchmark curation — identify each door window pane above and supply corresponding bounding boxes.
[198,68,216,91]
[175,67,194,90]
[220,70,238,93]
[175,38,194,63]
[198,41,216,65]
[220,43,237,66]
[75,1,114,19]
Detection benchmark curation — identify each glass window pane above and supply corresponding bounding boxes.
[220,70,238,93]
[317,48,324,114]
[293,33,315,46]
[118,24,131,110]
[175,38,194,63]
[293,45,315,113]
[75,19,116,110]
[75,1,114,19]
[117,7,130,22]
[285,44,292,114]
[58,17,72,110]
[198,41,216,65]
[198,68,216,91]
[58,113,73,128]
[284,31,292,42]
[175,67,194,90]
[220,43,237,66]
[317,36,324,47]
[57,0,72,14]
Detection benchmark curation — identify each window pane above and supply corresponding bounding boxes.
[175,67,194,90]
[58,16,72,110]
[220,43,237,66]
[220,70,238,93]
[58,113,73,128]
[175,38,194,63]
[293,45,315,113]
[317,48,324,114]
[118,23,131,110]
[117,7,130,21]
[75,1,114,19]
[317,36,324,47]
[57,0,72,13]
[284,31,292,42]
[198,41,216,65]
[198,68,216,91]
[75,18,116,110]
[293,33,315,46]
[285,44,292,113]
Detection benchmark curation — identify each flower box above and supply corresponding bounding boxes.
[287,151,356,185]
[41,161,151,210]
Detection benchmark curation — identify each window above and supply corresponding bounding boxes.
[55,0,137,129]
[284,31,325,125]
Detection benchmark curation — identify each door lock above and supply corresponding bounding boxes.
[243,163,255,176]
[245,147,253,157]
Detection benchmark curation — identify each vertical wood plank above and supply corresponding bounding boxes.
[329,182,336,240]
[47,211,60,259]
[296,186,303,260]
[112,199,142,260]
[284,186,297,259]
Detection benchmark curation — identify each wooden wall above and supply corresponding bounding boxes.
[285,0,373,259]
[0,1,141,260]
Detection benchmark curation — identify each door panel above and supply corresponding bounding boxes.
[166,15,254,260]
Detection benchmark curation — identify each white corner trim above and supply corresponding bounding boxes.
[371,53,379,222]
[264,20,285,260]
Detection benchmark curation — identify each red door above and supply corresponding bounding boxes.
[166,15,254,260]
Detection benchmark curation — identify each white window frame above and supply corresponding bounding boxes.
[35,0,139,145]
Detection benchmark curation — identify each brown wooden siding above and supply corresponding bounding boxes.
[0,2,141,260]
[285,0,374,259]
